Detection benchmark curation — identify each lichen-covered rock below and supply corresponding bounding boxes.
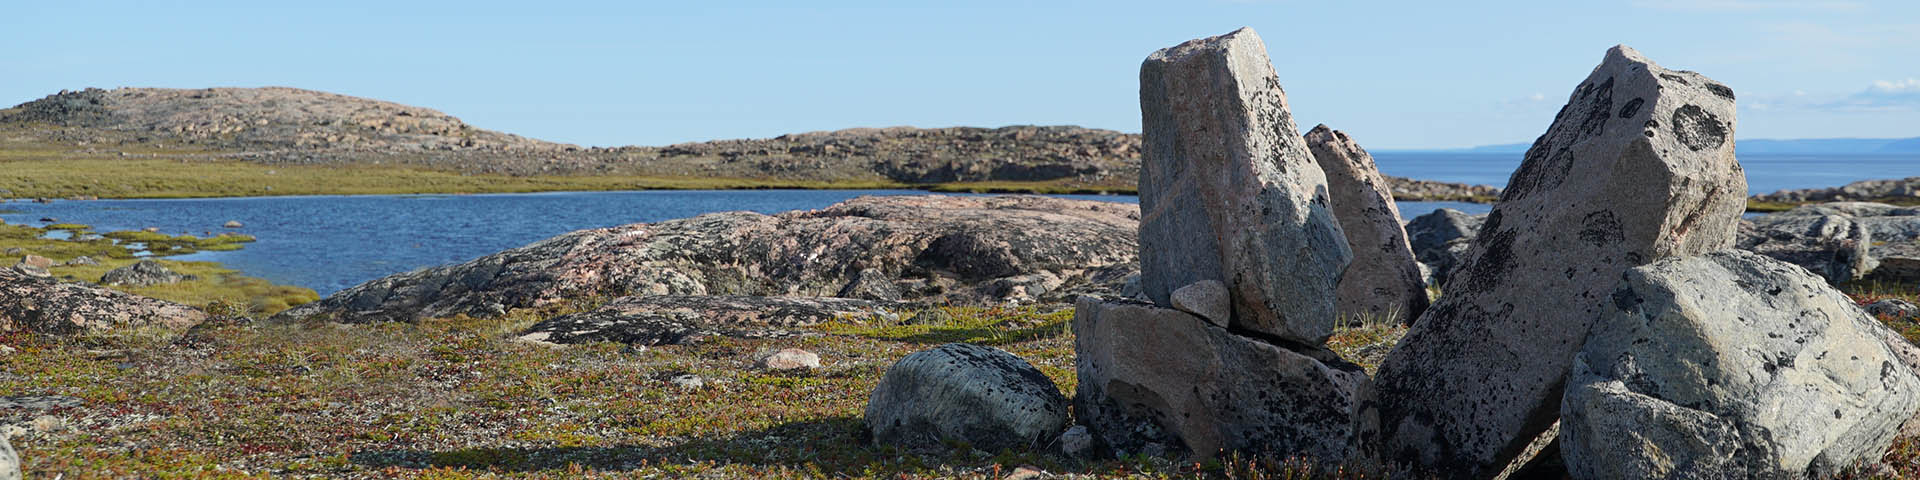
[1359,46,1748,478]
[1306,125,1428,324]
[1404,208,1485,288]
[517,295,901,345]
[0,432,17,480]
[1072,297,1365,461]
[865,343,1068,453]
[1737,214,1873,284]
[1756,202,1920,282]
[0,267,205,334]
[274,195,1139,323]
[1169,280,1229,327]
[1560,250,1920,479]
[100,259,197,287]
[1136,26,1350,345]
[1866,298,1919,320]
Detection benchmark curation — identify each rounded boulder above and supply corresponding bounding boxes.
[865,343,1067,452]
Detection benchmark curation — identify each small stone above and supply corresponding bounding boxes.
[29,415,62,434]
[669,374,704,390]
[1867,298,1920,320]
[223,220,243,228]
[0,248,19,255]
[1002,465,1048,480]
[756,348,820,371]
[903,308,957,326]
[15,256,51,270]
[63,256,98,266]
[1058,425,1094,458]
[142,227,160,233]
[100,260,196,287]
[1169,280,1230,327]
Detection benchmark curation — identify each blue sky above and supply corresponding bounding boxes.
[3,0,1916,149]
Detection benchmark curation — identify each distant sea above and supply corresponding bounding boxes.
[1372,152,1920,196]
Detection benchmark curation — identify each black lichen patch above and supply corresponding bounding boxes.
[1705,82,1735,101]
[1670,104,1728,151]
[1578,210,1625,248]
[1619,98,1645,119]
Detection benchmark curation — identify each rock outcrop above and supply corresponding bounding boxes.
[1561,251,1920,479]
[0,267,206,334]
[100,260,197,287]
[1754,176,1920,204]
[1136,26,1350,344]
[865,343,1069,453]
[517,295,901,345]
[1072,298,1365,460]
[275,195,1140,323]
[1306,125,1429,324]
[1358,46,1748,477]
[1072,27,1364,464]
[1383,176,1502,202]
[1737,214,1873,284]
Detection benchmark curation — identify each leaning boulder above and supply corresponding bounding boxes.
[1560,250,1920,479]
[1359,45,1748,477]
[0,267,206,334]
[1136,26,1350,344]
[517,295,901,345]
[100,260,197,287]
[866,343,1068,453]
[1073,297,1365,461]
[1737,214,1873,284]
[1306,125,1429,324]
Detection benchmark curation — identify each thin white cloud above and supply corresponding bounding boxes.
[1869,78,1920,93]
[1755,79,1920,112]
[1632,0,1864,11]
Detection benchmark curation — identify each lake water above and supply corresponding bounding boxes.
[3,152,1910,295]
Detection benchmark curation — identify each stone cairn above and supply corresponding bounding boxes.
[1068,32,1920,479]
[1072,26,1366,462]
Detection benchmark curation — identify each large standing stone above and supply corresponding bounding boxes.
[865,343,1068,453]
[1072,297,1365,461]
[1560,251,1920,479]
[1136,27,1351,344]
[1357,45,1748,477]
[1306,125,1430,324]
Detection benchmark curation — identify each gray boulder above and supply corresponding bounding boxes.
[1306,125,1429,324]
[1866,298,1919,320]
[100,259,196,287]
[1169,280,1229,327]
[1,267,206,334]
[1560,250,1920,479]
[1404,209,1484,288]
[1073,297,1365,461]
[0,432,15,480]
[1136,26,1351,345]
[1359,45,1748,477]
[1737,214,1873,284]
[865,343,1068,453]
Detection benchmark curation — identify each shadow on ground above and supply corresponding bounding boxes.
[348,416,1046,475]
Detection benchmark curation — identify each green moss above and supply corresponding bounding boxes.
[44,223,91,230]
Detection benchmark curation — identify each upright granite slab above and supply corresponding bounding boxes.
[1136,27,1351,344]
[1306,125,1429,324]
[1357,45,1748,477]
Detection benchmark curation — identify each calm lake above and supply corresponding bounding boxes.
[3,152,1913,295]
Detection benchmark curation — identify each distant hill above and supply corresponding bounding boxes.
[1411,137,1920,155]
[0,87,1140,188]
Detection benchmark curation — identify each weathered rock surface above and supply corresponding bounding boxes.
[100,259,196,287]
[0,432,16,480]
[1383,176,1502,203]
[1737,214,1873,284]
[1866,298,1919,320]
[15,255,51,270]
[1761,202,1920,282]
[1136,27,1350,344]
[1072,298,1366,460]
[0,267,205,334]
[275,195,1139,323]
[1560,250,1920,479]
[865,343,1069,453]
[517,295,901,345]
[1359,46,1748,477]
[1307,125,1429,324]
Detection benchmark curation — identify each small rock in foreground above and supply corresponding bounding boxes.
[1867,298,1919,320]
[865,343,1068,453]
[756,348,820,371]
[100,260,197,287]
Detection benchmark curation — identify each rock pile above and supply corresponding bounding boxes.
[1740,201,1920,284]
[1073,27,1366,461]
[1358,45,1750,477]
